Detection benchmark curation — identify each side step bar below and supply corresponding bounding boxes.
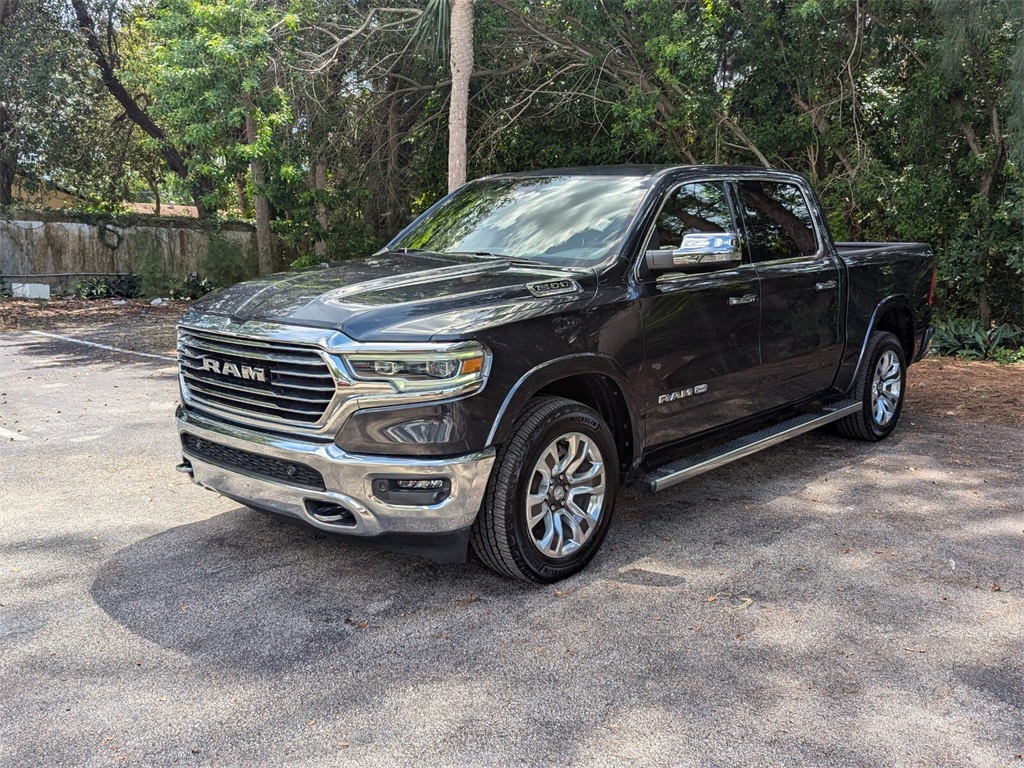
[635,399,861,493]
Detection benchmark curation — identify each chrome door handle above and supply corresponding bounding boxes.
[728,293,758,306]
[816,280,838,291]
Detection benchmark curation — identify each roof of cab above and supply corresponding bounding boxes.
[481,164,795,181]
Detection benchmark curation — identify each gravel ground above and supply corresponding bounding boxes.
[1,321,1022,767]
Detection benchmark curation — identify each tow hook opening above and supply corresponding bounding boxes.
[304,500,358,527]
[176,459,194,477]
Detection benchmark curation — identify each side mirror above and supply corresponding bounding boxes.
[645,232,742,273]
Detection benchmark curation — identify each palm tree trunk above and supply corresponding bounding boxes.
[447,0,473,192]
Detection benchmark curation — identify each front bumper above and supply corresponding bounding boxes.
[177,407,495,537]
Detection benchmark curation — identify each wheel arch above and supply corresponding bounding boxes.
[485,355,642,474]
[873,302,915,359]
[848,296,915,389]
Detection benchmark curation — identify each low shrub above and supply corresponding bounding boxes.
[172,272,215,300]
[108,274,142,298]
[68,274,141,299]
[931,319,1023,362]
[989,346,1024,365]
[136,235,175,298]
[200,234,256,288]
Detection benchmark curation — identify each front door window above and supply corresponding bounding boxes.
[648,182,735,252]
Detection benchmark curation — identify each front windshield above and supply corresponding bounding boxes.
[388,175,652,267]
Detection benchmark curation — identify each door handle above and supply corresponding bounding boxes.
[816,280,838,291]
[728,293,758,306]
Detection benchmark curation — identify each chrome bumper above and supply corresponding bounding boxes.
[177,408,495,537]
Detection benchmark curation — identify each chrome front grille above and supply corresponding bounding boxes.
[178,328,337,428]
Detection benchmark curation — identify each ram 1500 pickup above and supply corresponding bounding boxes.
[176,166,935,582]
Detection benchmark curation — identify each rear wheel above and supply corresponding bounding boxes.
[471,396,618,583]
[836,331,907,441]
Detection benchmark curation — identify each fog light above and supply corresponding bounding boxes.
[373,478,452,506]
[395,479,446,490]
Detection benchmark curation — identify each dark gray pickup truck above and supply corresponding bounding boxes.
[175,166,935,582]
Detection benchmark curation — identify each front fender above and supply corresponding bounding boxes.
[485,353,644,467]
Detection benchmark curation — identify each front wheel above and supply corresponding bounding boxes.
[836,331,907,441]
[471,396,618,583]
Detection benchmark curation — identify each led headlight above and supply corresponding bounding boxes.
[341,342,489,395]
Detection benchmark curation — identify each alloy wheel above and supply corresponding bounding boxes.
[525,432,607,559]
[871,349,902,426]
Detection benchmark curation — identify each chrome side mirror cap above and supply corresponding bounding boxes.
[646,232,742,273]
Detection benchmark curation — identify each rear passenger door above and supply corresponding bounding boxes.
[732,178,843,410]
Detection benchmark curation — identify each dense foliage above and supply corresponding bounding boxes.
[2,0,1021,325]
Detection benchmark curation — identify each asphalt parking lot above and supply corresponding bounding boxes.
[1,328,1022,767]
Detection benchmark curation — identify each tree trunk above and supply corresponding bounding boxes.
[145,174,161,215]
[245,113,274,275]
[0,104,13,206]
[0,157,14,206]
[235,175,250,218]
[977,169,995,327]
[313,160,328,258]
[978,280,992,328]
[447,0,473,192]
[0,0,17,204]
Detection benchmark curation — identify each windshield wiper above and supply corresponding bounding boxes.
[447,250,510,259]
[504,255,552,267]
[456,251,555,265]
[410,249,552,267]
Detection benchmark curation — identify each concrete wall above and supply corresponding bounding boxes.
[0,210,257,292]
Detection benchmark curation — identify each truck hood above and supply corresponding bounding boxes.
[187,251,599,341]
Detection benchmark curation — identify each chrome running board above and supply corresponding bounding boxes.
[635,400,861,493]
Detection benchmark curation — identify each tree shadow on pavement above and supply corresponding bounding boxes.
[81,410,1023,765]
[89,506,530,670]
[1,331,178,377]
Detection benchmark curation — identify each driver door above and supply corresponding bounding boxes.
[638,180,762,449]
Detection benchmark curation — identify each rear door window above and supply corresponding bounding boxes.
[734,180,819,262]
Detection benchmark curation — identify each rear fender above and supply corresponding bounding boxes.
[839,295,915,392]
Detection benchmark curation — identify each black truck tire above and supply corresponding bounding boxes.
[836,331,907,441]
[470,396,618,583]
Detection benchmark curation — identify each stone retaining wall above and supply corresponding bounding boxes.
[0,210,258,292]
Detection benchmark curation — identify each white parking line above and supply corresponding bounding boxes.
[0,427,28,441]
[28,331,175,362]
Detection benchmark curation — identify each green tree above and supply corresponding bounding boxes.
[69,0,216,215]
[139,0,292,272]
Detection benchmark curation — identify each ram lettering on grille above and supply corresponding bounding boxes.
[201,357,267,382]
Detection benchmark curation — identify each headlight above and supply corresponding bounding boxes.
[341,342,489,395]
